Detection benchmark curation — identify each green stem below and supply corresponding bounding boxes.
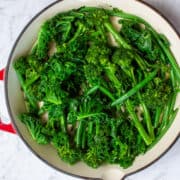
[77,113,102,120]
[110,121,117,138]
[154,107,162,128]
[157,95,173,135]
[88,121,93,135]
[95,119,100,137]
[105,66,122,95]
[141,101,154,139]
[87,85,99,95]
[62,22,72,42]
[60,115,66,133]
[132,69,154,139]
[87,121,93,146]
[112,69,158,106]
[104,22,131,50]
[87,85,115,101]
[169,92,178,114]
[79,6,99,13]
[170,69,176,89]
[99,86,116,101]
[76,120,84,148]
[82,126,86,149]
[126,100,152,145]
[134,54,147,72]
[68,21,85,44]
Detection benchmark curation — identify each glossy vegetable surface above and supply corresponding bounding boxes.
[14,7,180,169]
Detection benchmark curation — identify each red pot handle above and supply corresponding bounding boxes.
[0,68,5,80]
[0,68,16,134]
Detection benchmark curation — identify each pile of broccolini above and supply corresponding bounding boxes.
[14,7,180,168]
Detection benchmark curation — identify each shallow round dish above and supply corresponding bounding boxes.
[5,0,180,179]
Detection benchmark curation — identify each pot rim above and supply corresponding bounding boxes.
[4,0,180,179]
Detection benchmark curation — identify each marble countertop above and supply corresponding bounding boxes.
[0,0,179,180]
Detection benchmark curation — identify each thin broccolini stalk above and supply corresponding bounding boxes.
[75,120,84,148]
[104,65,122,95]
[134,54,147,73]
[60,116,66,133]
[154,107,162,129]
[111,69,158,106]
[170,69,176,89]
[87,121,93,146]
[104,22,132,50]
[86,85,116,101]
[157,104,170,135]
[99,86,116,101]
[131,68,155,140]
[170,69,180,91]
[77,112,103,120]
[169,92,178,113]
[86,85,99,95]
[82,123,87,149]
[95,119,100,137]
[126,100,153,145]
[68,21,85,44]
[139,95,155,140]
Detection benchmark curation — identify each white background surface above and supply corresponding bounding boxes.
[0,0,179,180]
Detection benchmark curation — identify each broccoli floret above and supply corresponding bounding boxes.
[32,21,53,60]
[83,118,110,168]
[142,80,172,109]
[120,20,167,62]
[19,113,48,144]
[52,132,80,164]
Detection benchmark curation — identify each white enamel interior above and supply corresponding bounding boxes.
[6,0,180,179]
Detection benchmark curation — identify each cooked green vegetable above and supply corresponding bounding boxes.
[14,7,179,169]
